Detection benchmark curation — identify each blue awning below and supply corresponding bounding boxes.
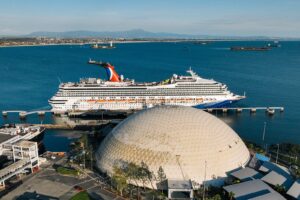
[255,153,270,162]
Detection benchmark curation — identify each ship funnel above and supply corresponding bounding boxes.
[104,63,120,82]
[87,60,120,82]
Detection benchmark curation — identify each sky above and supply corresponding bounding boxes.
[0,0,300,37]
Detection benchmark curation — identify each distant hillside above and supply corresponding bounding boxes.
[25,29,272,40]
[27,29,197,39]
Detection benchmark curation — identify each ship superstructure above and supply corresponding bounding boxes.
[49,61,245,113]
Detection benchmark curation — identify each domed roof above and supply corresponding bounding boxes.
[96,106,250,185]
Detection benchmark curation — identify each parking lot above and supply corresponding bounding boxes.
[2,155,126,200]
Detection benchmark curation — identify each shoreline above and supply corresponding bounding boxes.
[0,40,194,48]
[1,39,300,48]
[0,40,169,48]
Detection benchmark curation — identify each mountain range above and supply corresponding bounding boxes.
[25,29,274,40]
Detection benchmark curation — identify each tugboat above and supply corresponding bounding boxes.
[193,41,213,45]
[267,41,281,48]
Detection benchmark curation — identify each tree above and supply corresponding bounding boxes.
[112,174,127,196]
[112,165,128,196]
[274,184,285,193]
[144,164,155,190]
[228,191,235,200]
[157,166,167,193]
[138,162,148,190]
[125,162,140,186]
[139,162,155,190]
[124,162,141,198]
[208,194,221,200]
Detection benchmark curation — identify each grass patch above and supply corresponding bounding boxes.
[56,166,79,176]
[70,191,91,200]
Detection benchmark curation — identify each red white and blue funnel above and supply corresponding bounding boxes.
[88,60,120,82]
[104,63,120,82]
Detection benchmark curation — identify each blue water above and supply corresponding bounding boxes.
[0,41,300,150]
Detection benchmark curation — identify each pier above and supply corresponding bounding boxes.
[34,124,74,130]
[2,106,284,119]
[203,107,284,115]
[2,110,52,119]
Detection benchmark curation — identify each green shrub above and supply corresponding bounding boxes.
[56,166,79,176]
[70,191,90,200]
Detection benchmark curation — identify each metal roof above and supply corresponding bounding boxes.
[259,161,289,174]
[167,179,192,190]
[249,192,286,200]
[287,180,300,200]
[230,167,263,181]
[260,162,293,189]
[13,140,36,148]
[261,171,293,189]
[0,133,15,144]
[223,179,285,200]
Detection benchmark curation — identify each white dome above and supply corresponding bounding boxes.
[96,106,250,185]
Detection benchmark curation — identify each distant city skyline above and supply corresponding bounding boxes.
[1,0,300,37]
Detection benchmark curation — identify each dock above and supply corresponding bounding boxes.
[35,124,74,130]
[204,107,284,115]
[2,110,52,119]
[2,106,284,119]
[31,119,121,130]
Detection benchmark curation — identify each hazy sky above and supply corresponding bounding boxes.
[1,0,300,37]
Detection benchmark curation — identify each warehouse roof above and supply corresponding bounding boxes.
[223,179,285,200]
[230,167,263,181]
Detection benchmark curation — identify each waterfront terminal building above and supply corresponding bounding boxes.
[96,106,250,188]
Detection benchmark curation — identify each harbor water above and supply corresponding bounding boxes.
[0,41,300,151]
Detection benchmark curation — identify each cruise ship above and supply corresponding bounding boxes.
[49,61,245,113]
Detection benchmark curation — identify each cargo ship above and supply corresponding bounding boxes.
[230,46,270,51]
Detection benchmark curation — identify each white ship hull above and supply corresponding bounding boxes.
[50,95,243,114]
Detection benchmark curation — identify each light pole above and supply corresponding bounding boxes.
[276,144,280,164]
[90,145,93,170]
[262,122,266,149]
[83,149,86,169]
[203,160,207,200]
